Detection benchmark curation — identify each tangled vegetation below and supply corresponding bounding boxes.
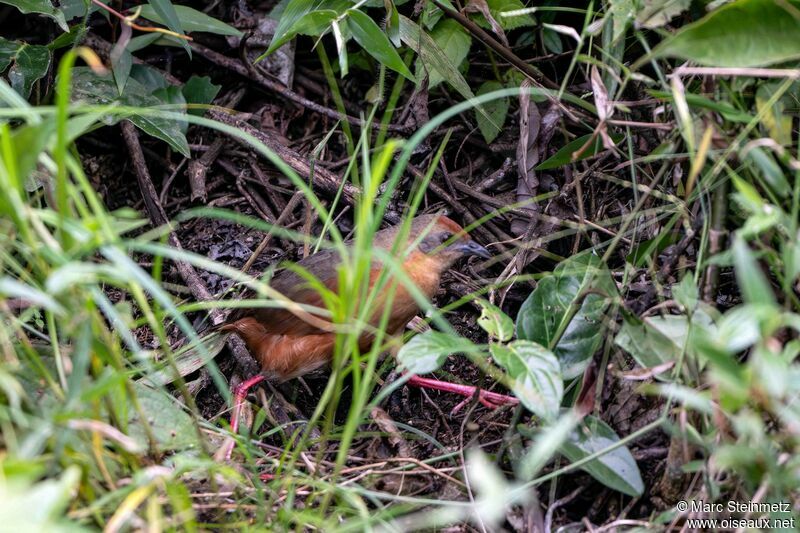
[1,0,799,530]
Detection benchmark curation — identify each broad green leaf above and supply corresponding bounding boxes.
[634,0,690,29]
[560,415,644,496]
[152,85,187,133]
[608,0,635,41]
[421,18,471,87]
[146,0,191,55]
[264,0,317,56]
[346,9,413,80]
[484,0,535,30]
[475,81,508,143]
[10,119,53,186]
[673,274,698,312]
[71,67,190,156]
[745,146,790,199]
[6,42,51,98]
[0,37,18,71]
[398,330,480,374]
[615,314,687,370]
[490,340,563,420]
[616,307,716,372]
[400,16,493,125]
[536,133,623,170]
[0,467,87,532]
[125,383,199,450]
[130,63,169,92]
[732,236,776,306]
[181,75,220,116]
[651,0,800,67]
[385,0,400,47]
[541,27,562,54]
[290,9,339,37]
[477,299,514,342]
[137,4,242,36]
[0,0,68,31]
[112,48,132,95]
[421,0,454,29]
[516,255,616,379]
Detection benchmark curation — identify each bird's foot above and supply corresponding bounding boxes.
[405,374,518,415]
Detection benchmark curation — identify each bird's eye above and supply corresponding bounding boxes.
[440,232,453,243]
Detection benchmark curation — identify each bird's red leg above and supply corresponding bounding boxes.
[405,374,519,413]
[230,374,266,434]
[219,374,266,461]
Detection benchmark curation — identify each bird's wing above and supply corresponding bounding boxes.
[227,248,344,336]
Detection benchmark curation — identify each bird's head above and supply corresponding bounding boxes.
[411,214,491,267]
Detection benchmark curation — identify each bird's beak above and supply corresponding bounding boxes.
[452,240,491,259]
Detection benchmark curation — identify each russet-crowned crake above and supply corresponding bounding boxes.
[219,214,518,439]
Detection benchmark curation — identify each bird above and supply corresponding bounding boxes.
[217,213,519,449]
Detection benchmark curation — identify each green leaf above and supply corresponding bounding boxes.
[290,9,339,37]
[10,119,54,188]
[541,27,562,54]
[475,81,508,143]
[385,0,400,47]
[560,415,644,496]
[71,67,190,156]
[478,0,535,30]
[673,273,698,312]
[146,0,191,55]
[615,314,688,370]
[755,81,794,147]
[346,9,413,80]
[181,75,220,116]
[264,0,317,56]
[112,48,132,95]
[398,330,480,374]
[477,299,514,342]
[608,0,635,41]
[0,0,67,31]
[0,37,18,71]
[130,63,169,92]
[536,133,623,170]
[126,383,200,451]
[421,0,454,29]
[634,0,690,29]
[651,0,800,67]
[490,340,563,420]
[421,18,471,87]
[0,466,87,532]
[137,4,242,36]
[732,236,776,306]
[516,255,616,379]
[401,15,492,126]
[152,85,187,133]
[649,90,754,123]
[6,42,51,99]
[745,146,790,199]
